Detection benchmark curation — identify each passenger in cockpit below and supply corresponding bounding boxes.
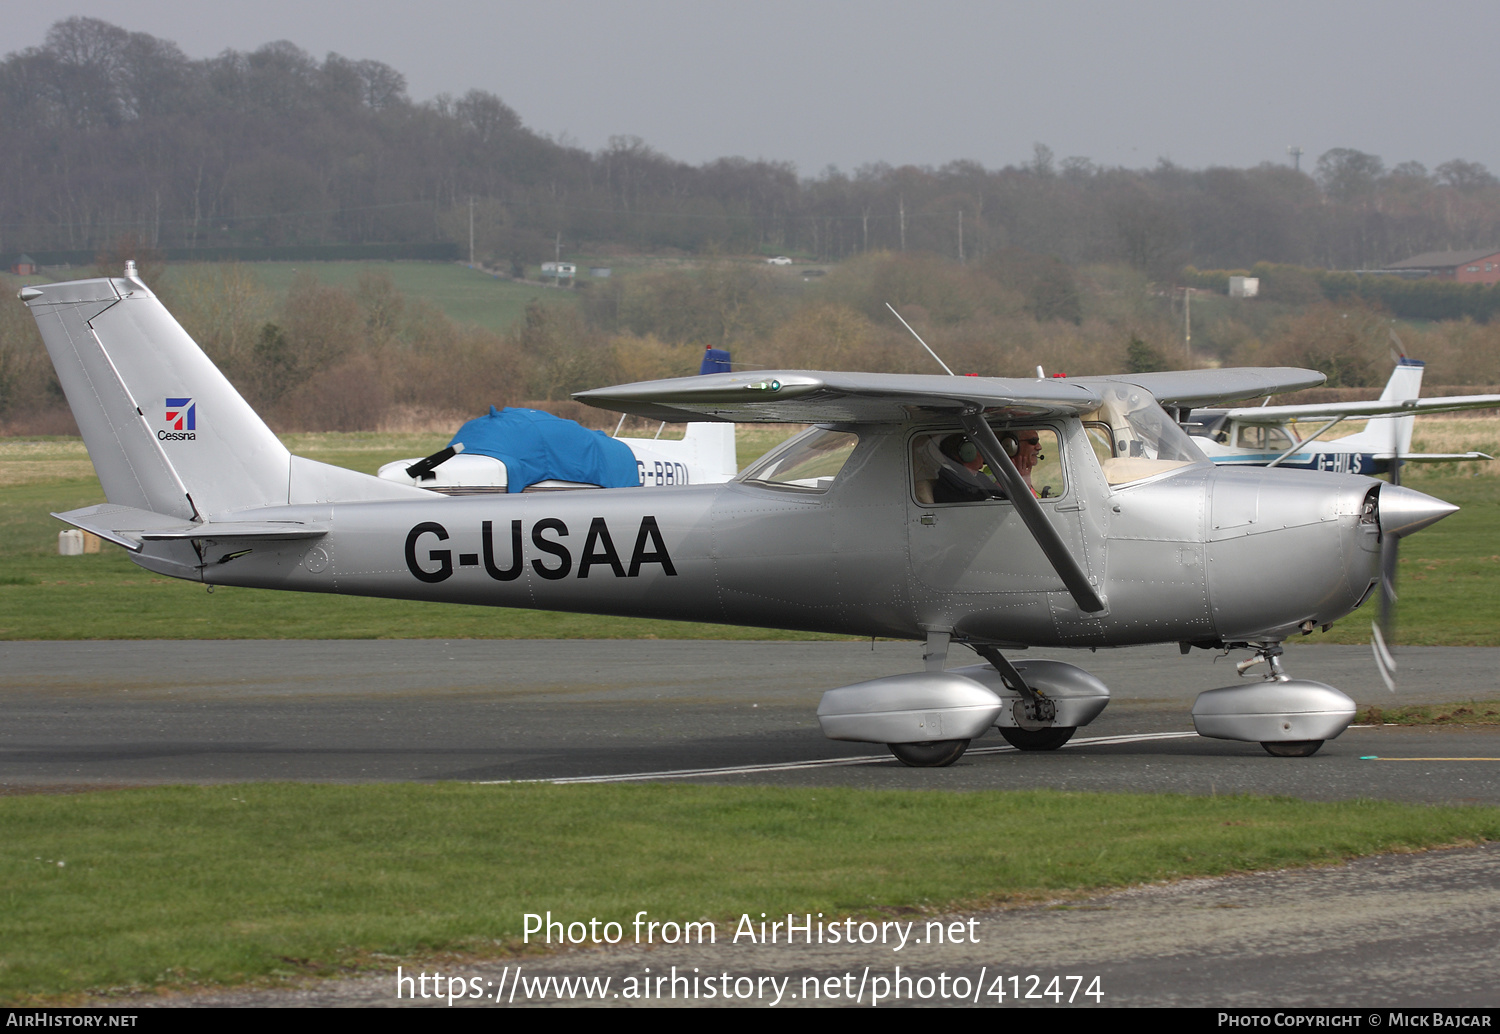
[933,434,1005,503]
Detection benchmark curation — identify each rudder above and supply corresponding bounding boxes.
[23,271,291,519]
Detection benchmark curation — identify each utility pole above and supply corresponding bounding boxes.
[1182,286,1194,359]
[898,195,906,251]
[1287,145,1304,172]
[468,197,475,267]
[555,230,561,262]
[957,210,965,264]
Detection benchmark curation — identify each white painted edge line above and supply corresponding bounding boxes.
[476,730,1203,786]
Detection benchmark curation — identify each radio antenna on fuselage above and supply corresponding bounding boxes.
[885,303,955,376]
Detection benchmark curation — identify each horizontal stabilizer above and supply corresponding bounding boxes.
[1400,451,1494,463]
[140,522,330,541]
[55,503,328,551]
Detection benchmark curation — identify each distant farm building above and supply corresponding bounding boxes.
[1382,248,1500,284]
[10,254,36,275]
[1229,275,1259,298]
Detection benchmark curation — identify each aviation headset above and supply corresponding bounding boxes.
[1000,431,1044,461]
[942,432,1042,465]
[940,434,980,465]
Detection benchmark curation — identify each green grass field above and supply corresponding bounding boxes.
[162,260,579,333]
[3,783,1497,1003]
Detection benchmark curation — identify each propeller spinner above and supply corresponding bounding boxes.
[1372,480,1458,690]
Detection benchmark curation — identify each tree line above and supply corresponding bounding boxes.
[5,18,1500,274]
[9,248,1500,436]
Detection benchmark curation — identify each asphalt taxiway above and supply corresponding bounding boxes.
[2,640,1497,802]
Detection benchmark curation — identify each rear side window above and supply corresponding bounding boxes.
[737,427,859,492]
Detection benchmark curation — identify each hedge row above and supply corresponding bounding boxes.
[1181,263,1500,323]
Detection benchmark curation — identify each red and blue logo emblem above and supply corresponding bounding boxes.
[159,398,197,440]
[164,398,195,431]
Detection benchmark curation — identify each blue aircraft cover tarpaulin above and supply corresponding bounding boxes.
[449,407,641,493]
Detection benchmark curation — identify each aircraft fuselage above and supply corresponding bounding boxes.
[169,420,1382,649]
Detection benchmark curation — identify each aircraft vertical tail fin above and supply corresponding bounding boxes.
[680,421,739,479]
[21,273,292,520]
[1377,358,1424,403]
[1372,357,1423,457]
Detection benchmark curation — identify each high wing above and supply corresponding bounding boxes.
[576,367,1338,423]
[1068,368,1327,411]
[576,367,1327,424]
[576,370,1103,422]
[1221,393,1500,424]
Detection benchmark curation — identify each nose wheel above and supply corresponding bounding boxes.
[1262,740,1324,758]
[1193,641,1344,758]
[998,726,1077,751]
[1241,643,1327,757]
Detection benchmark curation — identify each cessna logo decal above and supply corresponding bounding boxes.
[159,397,197,440]
[404,517,677,584]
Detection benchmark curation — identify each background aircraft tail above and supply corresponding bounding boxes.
[613,345,739,482]
[1329,357,1423,458]
[22,268,424,522]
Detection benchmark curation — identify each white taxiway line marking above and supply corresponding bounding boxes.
[477,730,1203,786]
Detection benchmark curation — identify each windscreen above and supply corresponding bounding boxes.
[1084,384,1208,485]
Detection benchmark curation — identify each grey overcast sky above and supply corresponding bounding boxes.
[5,0,1498,177]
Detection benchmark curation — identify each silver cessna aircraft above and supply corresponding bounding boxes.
[22,267,1459,765]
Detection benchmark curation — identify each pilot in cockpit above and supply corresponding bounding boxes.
[1008,429,1043,496]
[931,434,1006,503]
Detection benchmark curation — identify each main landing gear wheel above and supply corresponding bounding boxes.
[888,740,970,767]
[1261,740,1324,758]
[999,726,1077,751]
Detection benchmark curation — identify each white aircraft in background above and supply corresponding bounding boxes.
[1182,358,1499,475]
[379,350,740,494]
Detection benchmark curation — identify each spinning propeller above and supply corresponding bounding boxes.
[1371,474,1457,691]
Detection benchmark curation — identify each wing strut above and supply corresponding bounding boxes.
[959,413,1106,614]
[1266,416,1344,468]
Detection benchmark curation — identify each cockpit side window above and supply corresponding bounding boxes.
[1234,424,1296,451]
[910,425,1065,503]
